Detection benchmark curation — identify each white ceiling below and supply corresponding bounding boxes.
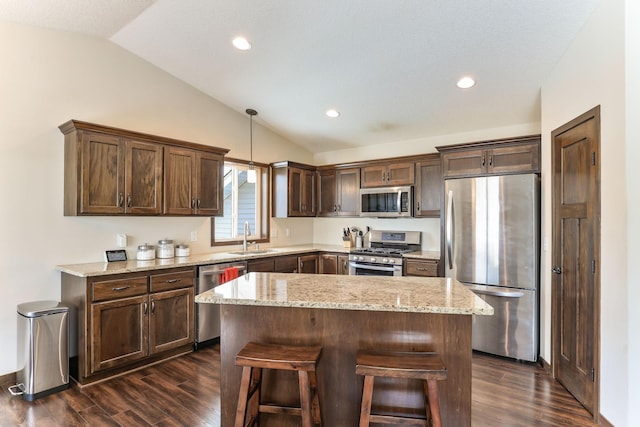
[0,0,600,153]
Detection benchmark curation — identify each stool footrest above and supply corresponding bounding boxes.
[370,413,427,426]
[259,404,303,416]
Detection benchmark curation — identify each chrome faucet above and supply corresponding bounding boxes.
[243,221,251,251]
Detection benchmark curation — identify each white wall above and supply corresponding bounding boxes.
[0,20,313,376]
[625,0,640,421]
[541,0,628,424]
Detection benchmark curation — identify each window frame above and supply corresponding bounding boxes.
[210,158,270,247]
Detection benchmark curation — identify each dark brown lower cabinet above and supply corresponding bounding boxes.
[338,255,350,275]
[62,267,195,385]
[320,253,350,275]
[404,259,440,277]
[298,254,318,273]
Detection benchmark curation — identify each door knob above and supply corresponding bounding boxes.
[552,266,562,274]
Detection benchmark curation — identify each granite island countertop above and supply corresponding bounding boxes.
[195,272,492,315]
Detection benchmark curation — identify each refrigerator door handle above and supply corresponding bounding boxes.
[471,288,525,298]
[446,190,454,269]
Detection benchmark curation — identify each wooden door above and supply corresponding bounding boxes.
[386,162,415,186]
[302,169,316,216]
[415,157,442,217]
[337,168,360,216]
[149,287,194,354]
[319,254,338,274]
[80,132,124,214]
[551,106,600,418]
[337,255,350,275]
[125,139,163,214]
[90,295,148,373]
[317,169,337,216]
[288,167,304,216]
[298,254,318,274]
[164,147,195,215]
[195,151,223,216]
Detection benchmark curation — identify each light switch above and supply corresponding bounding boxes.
[117,233,127,248]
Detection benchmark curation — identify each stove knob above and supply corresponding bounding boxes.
[358,256,364,261]
[382,258,388,263]
[388,259,395,264]
[370,257,376,263]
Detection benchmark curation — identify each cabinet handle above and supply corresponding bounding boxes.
[143,301,148,314]
[197,199,201,209]
[416,267,428,271]
[489,155,493,166]
[333,204,337,212]
[151,300,155,314]
[481,156,486,167]
[127,194,132,208]
[191,199,196,209]
[300,261,304,269]
[119,193,124,207]
[112,285,131,291]
[386,171,390,181]
[166,279,180,284]
[416,202,420,211]
[381,171,386,181]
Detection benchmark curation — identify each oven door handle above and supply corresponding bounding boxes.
[349,262,399,273]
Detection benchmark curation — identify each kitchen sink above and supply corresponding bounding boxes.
[227,249,276,255]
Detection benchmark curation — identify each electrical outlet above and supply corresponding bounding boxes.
[271,229,278,238]
[190,231,198,241]
[117,233,127,248]
[285,228,291,237]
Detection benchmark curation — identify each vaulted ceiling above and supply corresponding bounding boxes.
[0,0,600,152]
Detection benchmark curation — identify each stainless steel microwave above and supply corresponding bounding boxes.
[359,186,413,217]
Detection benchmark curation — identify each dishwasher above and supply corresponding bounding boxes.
[196,261,247,349]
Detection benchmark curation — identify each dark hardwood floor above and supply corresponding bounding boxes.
[1,345,598,426]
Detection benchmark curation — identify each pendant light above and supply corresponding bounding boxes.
[246,108,257,184]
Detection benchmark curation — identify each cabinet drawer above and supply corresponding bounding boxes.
[92,276,148,302]
[149,269,195,292]
[404,260,439,277]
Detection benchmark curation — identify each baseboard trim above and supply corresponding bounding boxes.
[598,413,614,427]
[538,355,552,375]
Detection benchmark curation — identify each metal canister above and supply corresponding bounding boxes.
[175,244,190,257]
[156,239,174,259]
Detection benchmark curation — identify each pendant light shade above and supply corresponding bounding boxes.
[246,108,257,184]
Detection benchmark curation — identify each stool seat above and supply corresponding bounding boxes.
[356,350,447,427]
[235,342,322,427]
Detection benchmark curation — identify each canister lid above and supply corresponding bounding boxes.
[17,301,69,317]
[175,244,188,249]
[138,243,154,250]
[158,239,173,245]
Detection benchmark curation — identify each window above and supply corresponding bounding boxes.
[211,160,269,246]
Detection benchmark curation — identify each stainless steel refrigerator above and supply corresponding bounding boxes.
[444,174,539,362]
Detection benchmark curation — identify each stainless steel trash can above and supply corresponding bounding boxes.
[9,301,70,401]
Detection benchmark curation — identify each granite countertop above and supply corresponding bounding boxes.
[56,244,441,277]
[195,272,492,316]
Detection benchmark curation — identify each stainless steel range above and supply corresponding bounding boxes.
[348,230,421,276]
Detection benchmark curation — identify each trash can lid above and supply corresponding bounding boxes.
[17,301,69,317]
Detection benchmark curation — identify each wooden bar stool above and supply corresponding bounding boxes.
[235,342,322,427]
[356,350,447,427]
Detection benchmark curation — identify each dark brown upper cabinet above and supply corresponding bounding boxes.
[317,167,360,217]
[271,161,316,217]
[59,120,228,216]
[360,162,414,188]
[438,136,540,179]
[414,154,442,218]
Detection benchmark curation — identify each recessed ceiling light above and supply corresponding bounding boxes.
[232,37,251,51]
[326,109,340,118]
[457,76,476,89]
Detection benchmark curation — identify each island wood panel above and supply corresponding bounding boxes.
[220,305,472,426]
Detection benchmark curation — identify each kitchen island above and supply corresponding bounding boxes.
[195,273,492,426]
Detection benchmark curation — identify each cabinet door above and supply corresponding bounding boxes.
[298,254,318,274]
[288,168,304,216]
[415,159,442,217]
[125,139,163,215]
[90,295,148,373]
[337,255,350,275]
[360,164,387,188]
[337,168,360,216]
[386,162,415,186]
[319,254,338,274]
[317,170,337,217]
[302,169,316,216]
[80,132,125,214]
[275,255,299,273]
[149,287,194,354]
[487,143,540,174]
[195,151,223,216]
[441,149,487,178]
[164,147,196,215]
